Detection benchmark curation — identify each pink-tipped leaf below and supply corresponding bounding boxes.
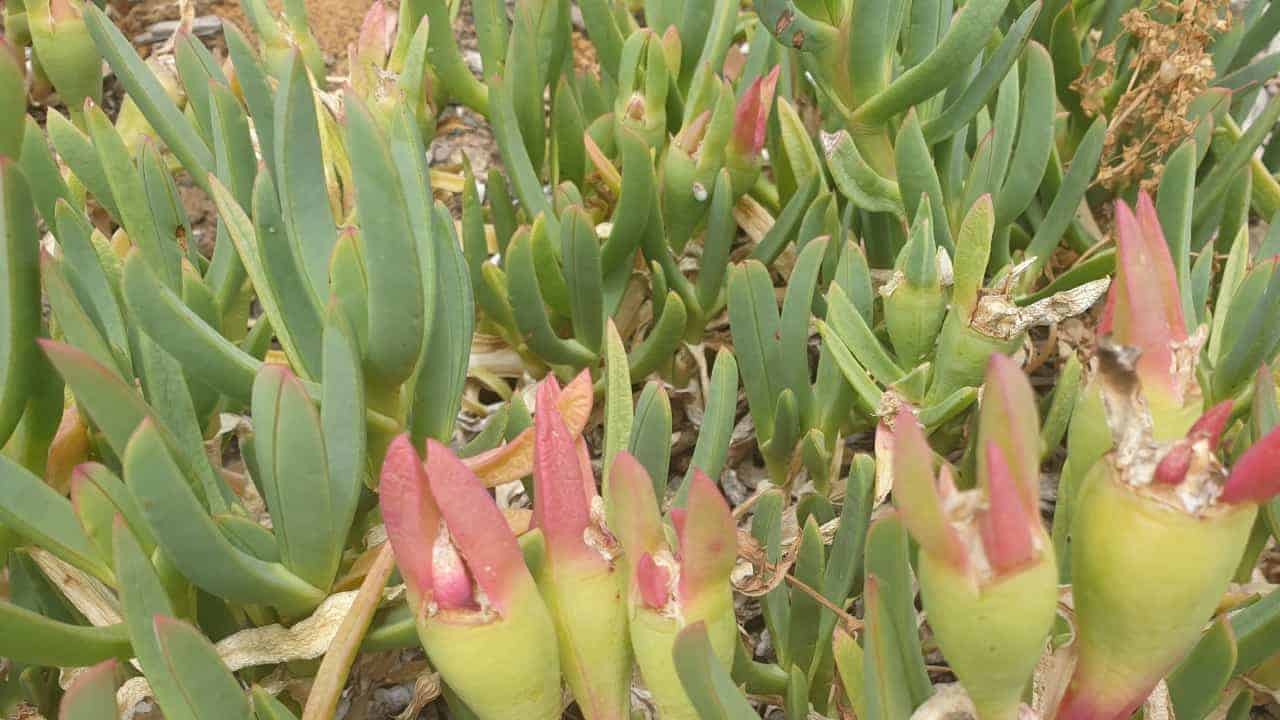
[532,378,594,563]
[1103,195,1187,397]
[977,354,1041,515]
[430,529,475,610]
[1153,443,1193,486]
[731,66,780,156]
[355,0,396,64]
[424,439,530,613]
[979,442,1037,575]
[676,470,737,604]
[59,659,117,720]
[379,434,440,599]
[1189,400,1233,450]
[891,409,968,571]
[1135,193,1187,339]
[1221,425,1280,504]
[607,451,665,568]
[636,552,671,610]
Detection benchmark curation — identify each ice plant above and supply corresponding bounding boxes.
[1056,191,1218,577]
[725,65,779,196]
[530,374,631,720]
[25,0,101,125]
[882,203,945,369]
[613,30,670,152]
[1057,346,1280,720]
[891,355,1057,720]
[660,79,734,246]
[380,435,562,720]
[1096,193,1202,439]
[609,452,738,720]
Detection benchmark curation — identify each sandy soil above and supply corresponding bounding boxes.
[120,0,374,62]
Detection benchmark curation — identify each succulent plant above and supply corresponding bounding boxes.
[891,355,1058,720]
[1,0,1279,718]
[380,435,563,720]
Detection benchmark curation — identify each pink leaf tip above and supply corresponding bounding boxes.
[676,470,736,603]
[379,434,438,599]
[532,377,592,556]
[1221,424,1280,504]
[355,0,396,64]
[979,442,1037,575]
[1190,399,1233,450]
[430,528,475,610]
[1102,193,1188,397]
[424,439,531,613]
[732,65,780,157]
[636,552,671,610]
[1154,400,1234,486]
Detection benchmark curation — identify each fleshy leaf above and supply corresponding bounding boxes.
[979,442,1037,575]
[637,552,671,609]
[378,434,440,599]
[1190,400,1233,450]
[1103,194,1188,398]
[1221,425,1280,505]
[890,409,967,571]
[532,378,593,563]
[1154,444,1193,486]
[425,439,530,613]
[977,354,1041,515]
[608,451,666,567]
[731,65,779,157]
[676,470,736,603]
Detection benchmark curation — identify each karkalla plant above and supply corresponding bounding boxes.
[820,194,1108,453]
[609,450,739,720]
[1057,345,1280,719]
[1055,190,1280,575]
[379,434,563,720]
[2,0,1280,716]
[1050,193,1280,718]
[890,355,1058,720]
[529,375,631,720]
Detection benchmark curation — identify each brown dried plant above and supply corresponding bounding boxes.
[1073,0,1230,190]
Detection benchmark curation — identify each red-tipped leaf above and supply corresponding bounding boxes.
[379,434,440,599]
[430,530,475,610]
[607,451,665,568]
[1189,400,1233,450]
[1105,195,1186,397]
[59,659,117,720]
[977,354,1041,515]
[424,439,529,613]
[978,442,1037,575]
[1153,443,1193,486]
[891,409,968,571]
[532,379,593,562]
[676,470,736,604]
[636,552,671,610]
[1221,425,1280,504]
[731,66,779,157]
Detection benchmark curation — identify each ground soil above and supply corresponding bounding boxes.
[119,0,374,63]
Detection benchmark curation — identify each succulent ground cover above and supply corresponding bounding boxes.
[1,0,1280,718]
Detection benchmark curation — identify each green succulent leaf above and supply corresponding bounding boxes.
[58,659,121,720]
[123,418,325,615]
[153,615,254,719]
[1168,616,1237,720]
[83,4,214,186]
[673,622,760,720]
